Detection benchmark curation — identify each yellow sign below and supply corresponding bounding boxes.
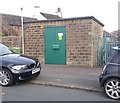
[59,36,62,40]
[58,33,63,41]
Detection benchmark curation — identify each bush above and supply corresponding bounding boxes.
[11,47,21,54]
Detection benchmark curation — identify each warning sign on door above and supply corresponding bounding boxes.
[58,33,63,40]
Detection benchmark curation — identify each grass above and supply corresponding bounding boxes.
[11,47,21,54]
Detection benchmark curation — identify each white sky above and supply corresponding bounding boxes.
[0,0,119,32]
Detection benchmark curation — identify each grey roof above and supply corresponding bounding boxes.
[24,16,104,27]
[104,30,113,37]
[111,30,120,36]
[40,12,61,19]
[0,13,37,26]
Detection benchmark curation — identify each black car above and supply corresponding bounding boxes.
[0,43,41,86]
[99,48,120,100]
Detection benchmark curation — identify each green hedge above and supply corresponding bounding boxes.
[11,47,21,54]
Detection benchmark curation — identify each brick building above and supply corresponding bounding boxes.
[24,16,104,67]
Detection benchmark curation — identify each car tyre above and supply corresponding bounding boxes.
[104,78,120,100]
[0,68,14,86]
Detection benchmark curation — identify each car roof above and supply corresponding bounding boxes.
[112,46,120,51]
[0,43,8,48]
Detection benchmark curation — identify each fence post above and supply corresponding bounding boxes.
[103,32,107,64]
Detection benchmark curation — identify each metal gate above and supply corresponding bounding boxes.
[95,31,118,67]
[102,32,118,65]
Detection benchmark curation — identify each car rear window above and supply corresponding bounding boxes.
[109,50,120,64]
[0,44,13,56]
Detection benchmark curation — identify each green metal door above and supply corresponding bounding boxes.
[44,26,66,64]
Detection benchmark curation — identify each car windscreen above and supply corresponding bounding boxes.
[0,44,13,56]
[109,50,120,64]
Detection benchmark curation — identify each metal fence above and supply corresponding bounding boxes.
[96,32,119,67]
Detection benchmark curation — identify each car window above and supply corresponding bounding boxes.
[0,44,13,56]
[109,50,120,64]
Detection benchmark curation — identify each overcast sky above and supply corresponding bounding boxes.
[0,0,119,32]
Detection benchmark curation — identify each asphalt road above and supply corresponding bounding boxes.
[1,83,117,102]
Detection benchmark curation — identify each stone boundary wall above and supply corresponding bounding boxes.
[0,36,21,48]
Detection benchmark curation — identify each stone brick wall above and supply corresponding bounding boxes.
[66,19,93,67]
[0,15,21,48]
[24,17,103,67]
[0,36,21,48]
[91,20,103,66]
[10,25,21,35]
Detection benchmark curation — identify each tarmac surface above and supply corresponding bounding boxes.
[29,64,103,92]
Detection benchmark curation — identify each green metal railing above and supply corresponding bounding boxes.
[101,32,118,66]
[96,32,118,67]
